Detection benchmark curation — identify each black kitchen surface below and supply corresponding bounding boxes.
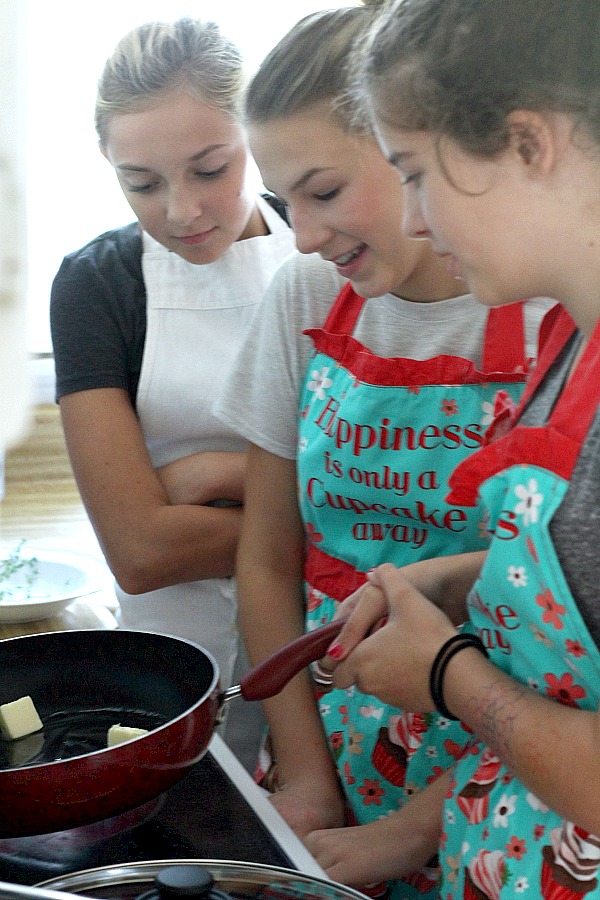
[0,751,294,886]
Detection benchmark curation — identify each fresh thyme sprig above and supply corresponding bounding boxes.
[0,541,39,601]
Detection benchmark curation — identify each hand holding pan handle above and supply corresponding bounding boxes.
[222,616,348,704]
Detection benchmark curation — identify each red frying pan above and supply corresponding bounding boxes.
[0,622,345,838]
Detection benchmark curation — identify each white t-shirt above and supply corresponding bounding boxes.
[215,251,553,458]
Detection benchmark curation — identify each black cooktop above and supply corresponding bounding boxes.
[0,751,293,886]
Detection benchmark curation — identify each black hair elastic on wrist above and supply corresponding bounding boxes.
[429,633,488,721]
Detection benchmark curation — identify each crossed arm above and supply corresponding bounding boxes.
[60,387,245,594]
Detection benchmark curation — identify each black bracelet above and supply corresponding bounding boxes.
[429,633,488,721]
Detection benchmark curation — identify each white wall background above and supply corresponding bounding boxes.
[1,0,31,448]
[25,0,357,353]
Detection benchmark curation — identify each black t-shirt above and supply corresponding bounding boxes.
[50,221,146,407]
[50,197,289,409]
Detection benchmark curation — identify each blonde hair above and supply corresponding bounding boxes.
[244,4,382,133]
[95,17,244,147]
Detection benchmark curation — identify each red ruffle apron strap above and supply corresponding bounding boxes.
[325,290,538,379]
[322,283,367,335]
[481,301,527,373]
[549,315,600,443]
[513,304,577,420]
[486,305,577,443]
[537,302,570,357]
[446,306,580,508]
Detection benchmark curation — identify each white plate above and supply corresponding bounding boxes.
[0,544,111,623]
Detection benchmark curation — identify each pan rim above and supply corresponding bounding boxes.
[0,628,221,772]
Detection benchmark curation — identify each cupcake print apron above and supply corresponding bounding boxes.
[441,306,600,899]
[298,285,533,899]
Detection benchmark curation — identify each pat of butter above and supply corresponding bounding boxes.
[107,724,149,747]
[0,696,43,741]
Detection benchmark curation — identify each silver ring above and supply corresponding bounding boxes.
[311,659,334,686]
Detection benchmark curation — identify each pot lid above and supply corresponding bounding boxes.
[36,860,369,900]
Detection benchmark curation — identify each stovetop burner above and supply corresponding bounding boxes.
[0,750,295,886]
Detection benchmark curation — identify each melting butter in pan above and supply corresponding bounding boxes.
[6,730,44,766]
[107,723,149,747]
[0,695,43,741]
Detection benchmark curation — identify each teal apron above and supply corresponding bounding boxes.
[298,285,533,898]
[442,306,600,898]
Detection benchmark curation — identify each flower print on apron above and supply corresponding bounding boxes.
[441,306,600,899]
[298,284,533,899]
[115,197,294,691]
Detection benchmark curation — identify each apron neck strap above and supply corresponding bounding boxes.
[481,302,527,372]
[513,304,577,421]
[548,314,600,442]
[326,291,529,376]
[322,283,366,334]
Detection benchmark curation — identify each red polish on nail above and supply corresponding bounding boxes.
[328,641,344,660]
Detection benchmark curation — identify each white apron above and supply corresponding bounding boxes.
[116,197,294,697]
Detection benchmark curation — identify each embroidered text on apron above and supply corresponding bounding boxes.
[298,285,533,899]
[441,307,600,898]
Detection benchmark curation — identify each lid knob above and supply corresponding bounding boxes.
[155,867,215,899]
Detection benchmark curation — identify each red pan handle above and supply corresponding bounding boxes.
[238,616,348,702]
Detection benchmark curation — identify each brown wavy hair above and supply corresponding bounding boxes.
[358,0,600,159]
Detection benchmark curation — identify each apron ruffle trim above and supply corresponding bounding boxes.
[303,328,532,388]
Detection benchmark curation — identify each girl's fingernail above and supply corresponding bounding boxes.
[327,641,344,660]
